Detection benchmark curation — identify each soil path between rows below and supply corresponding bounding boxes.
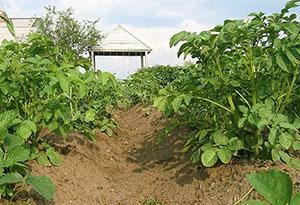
[31,105,300,205]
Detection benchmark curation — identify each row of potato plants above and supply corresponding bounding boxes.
[0,17,123,200]
[124,65,187,104]
[153,1,300,168]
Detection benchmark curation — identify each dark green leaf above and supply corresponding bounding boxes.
[170,31,189,47]
[4,146,30,167]
[268,128,278,146]
[244,200,267,205]
[46,148,62,166]
[37,153,52,167]
[26,175,55,201]
[0,13,15,37]
[4,134,25,150]
[0,173,23,185]
[276,54,289,72]
[279,151,292,164]
[16,120,37,140]
[247,169,293,205]
[229,138,244,151]
[291,192,300,205]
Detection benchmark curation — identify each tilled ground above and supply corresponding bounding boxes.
[12,105,300,205]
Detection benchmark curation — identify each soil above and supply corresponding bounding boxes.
[10,105,300,205]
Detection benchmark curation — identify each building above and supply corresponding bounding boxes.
[0,18,40,42]
[90,25,152,78]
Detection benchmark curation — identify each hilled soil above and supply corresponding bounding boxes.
[19,105,300,205]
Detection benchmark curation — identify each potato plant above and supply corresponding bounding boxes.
[0,25,122,199]
[0,33,122,139]
[124,65,186,104]
[154,0,300,167]
[0,111,54,200]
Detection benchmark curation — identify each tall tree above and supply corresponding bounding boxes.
[38,6,103,56]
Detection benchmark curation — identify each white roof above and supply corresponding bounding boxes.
[0,18,40,42]
[91,25,152,53]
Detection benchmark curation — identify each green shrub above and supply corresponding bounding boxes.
[124,65,185,104]
[154,0,300,168]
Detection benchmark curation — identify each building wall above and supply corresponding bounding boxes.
[0,18,38,42]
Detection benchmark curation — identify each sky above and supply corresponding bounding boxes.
[1,0,299,78]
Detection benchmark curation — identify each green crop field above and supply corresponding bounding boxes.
[0,1,300,204]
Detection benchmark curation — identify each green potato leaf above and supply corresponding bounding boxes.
[26,175,55,201]
[4,146,30,167]
[291,192,300,205]
[0,173,23,185]
[217,148,232,164]
[247,169,293,205]
[46,148,62,167]
[201,149,218,167]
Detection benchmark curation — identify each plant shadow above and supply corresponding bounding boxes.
[40,129,100,155]
[127,126,209,186]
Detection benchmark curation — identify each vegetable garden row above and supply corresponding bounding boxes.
[1,1,300,204]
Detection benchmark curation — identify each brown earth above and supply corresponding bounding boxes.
[17,105,300,205]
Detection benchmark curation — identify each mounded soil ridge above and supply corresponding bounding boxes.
[28,105,300,205]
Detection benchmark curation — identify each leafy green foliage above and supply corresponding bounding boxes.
[0,111,54,200]
[0,27,122,201]
[246,169,300,205]
[124,65,186,104]
[154,1,300,167]
[0,33,122,139]
[37,6,103,56]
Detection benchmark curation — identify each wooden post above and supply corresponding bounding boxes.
[145,51,149,67]
[91,51,96,70]
[141,54,144,68]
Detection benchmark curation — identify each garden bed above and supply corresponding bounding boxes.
[17,105,299,205]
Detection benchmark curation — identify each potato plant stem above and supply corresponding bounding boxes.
[232,187,254,205]
[193,96,232,113]
[279,65,299,113]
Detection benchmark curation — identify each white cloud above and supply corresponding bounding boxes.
[121,19,211,66]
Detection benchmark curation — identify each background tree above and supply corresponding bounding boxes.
[38,6,103,56]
